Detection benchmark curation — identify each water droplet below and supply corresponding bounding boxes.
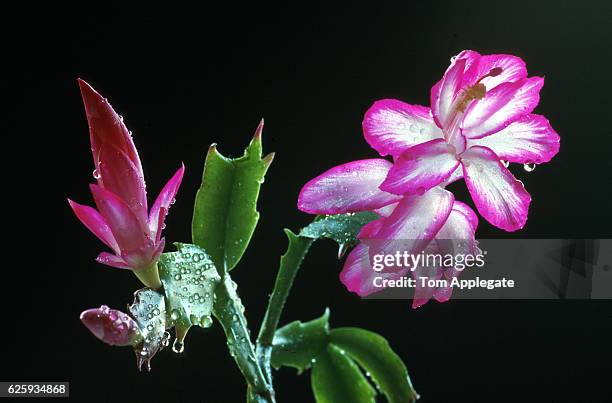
[523,162,536,172]
[174,273,182,281]
[200,315,213,328]
[172,339,184,353]
[170,309,181,321]
[161,331,171,347]
[146,324,154,331]
[92,168,101,179]
[501,160,509,168]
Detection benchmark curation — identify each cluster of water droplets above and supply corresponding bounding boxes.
[157,245,222,355]
[128,289,167,371]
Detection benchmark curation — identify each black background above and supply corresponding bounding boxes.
[5,1,612,402]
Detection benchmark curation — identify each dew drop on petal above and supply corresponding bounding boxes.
[92,168,101,179]
[523,162,536,172]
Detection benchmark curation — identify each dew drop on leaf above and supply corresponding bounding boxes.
[172,339,184,354]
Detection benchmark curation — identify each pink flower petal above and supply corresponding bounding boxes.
[432,203,480,303]
[468,114,560,164]
[89,184,151,254]
[440,165,464,186]
[98,144,148,225]
[449,201,479,232]
[357,217,385,239]
[149,164,185,241]
[461,146,531,231]
[77,79,143,180]
[68,199,120,254]
[96,252,131,269]
[410,242,444,308]
[461,77,544,139]
[339,243,409,297]
[431,58,467,127]
[373,202,398,218]
[297,159,402,214]
[462,54,527,90]
[362,100,444,157]
[380,139,460,195]
[80,305,141,346]
[368,187,455,258]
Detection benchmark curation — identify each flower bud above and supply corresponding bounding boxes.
[80,305,142,346]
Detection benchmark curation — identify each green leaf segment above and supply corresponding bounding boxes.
[192,119,274,273]
[270,311,418,403]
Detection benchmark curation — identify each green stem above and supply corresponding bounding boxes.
[256,230,314,380]
[133,261,162,290]
[213,274,275,403]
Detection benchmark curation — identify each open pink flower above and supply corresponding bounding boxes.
[80,305,142,346]
[68,80,184,283]
[364,50,560,231]
[298,160,479,308]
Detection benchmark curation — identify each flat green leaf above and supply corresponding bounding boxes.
[271,309,330,373]
[192,121,274,272]
[330,327,418,403]
[128,288,168,371]
[300,212,379,249]
[311,344,376,403]
[158,243,221,329]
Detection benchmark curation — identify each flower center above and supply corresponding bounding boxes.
[454,67,503,113]
[443,67,505,152]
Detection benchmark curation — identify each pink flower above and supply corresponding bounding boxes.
[298,160,479,308]
[68,80,184,284]
[80,305,142,346]
[364,50,560,231]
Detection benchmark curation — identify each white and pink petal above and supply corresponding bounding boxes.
[380,139,460,195]
[431,58,468,127]
[468,114,559,164]
[363,100,443,157]
[462,54,527,90]
[339,244,409,297]
[297,159,402,215]
[461,77,544,139]
[369,187,454,257]
[461,146,531,232]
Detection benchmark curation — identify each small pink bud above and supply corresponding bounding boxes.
[80,305,142,346]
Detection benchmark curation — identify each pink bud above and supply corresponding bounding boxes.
[80,305,142,346]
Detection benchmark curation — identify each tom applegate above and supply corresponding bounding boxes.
[373,276,515,290]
